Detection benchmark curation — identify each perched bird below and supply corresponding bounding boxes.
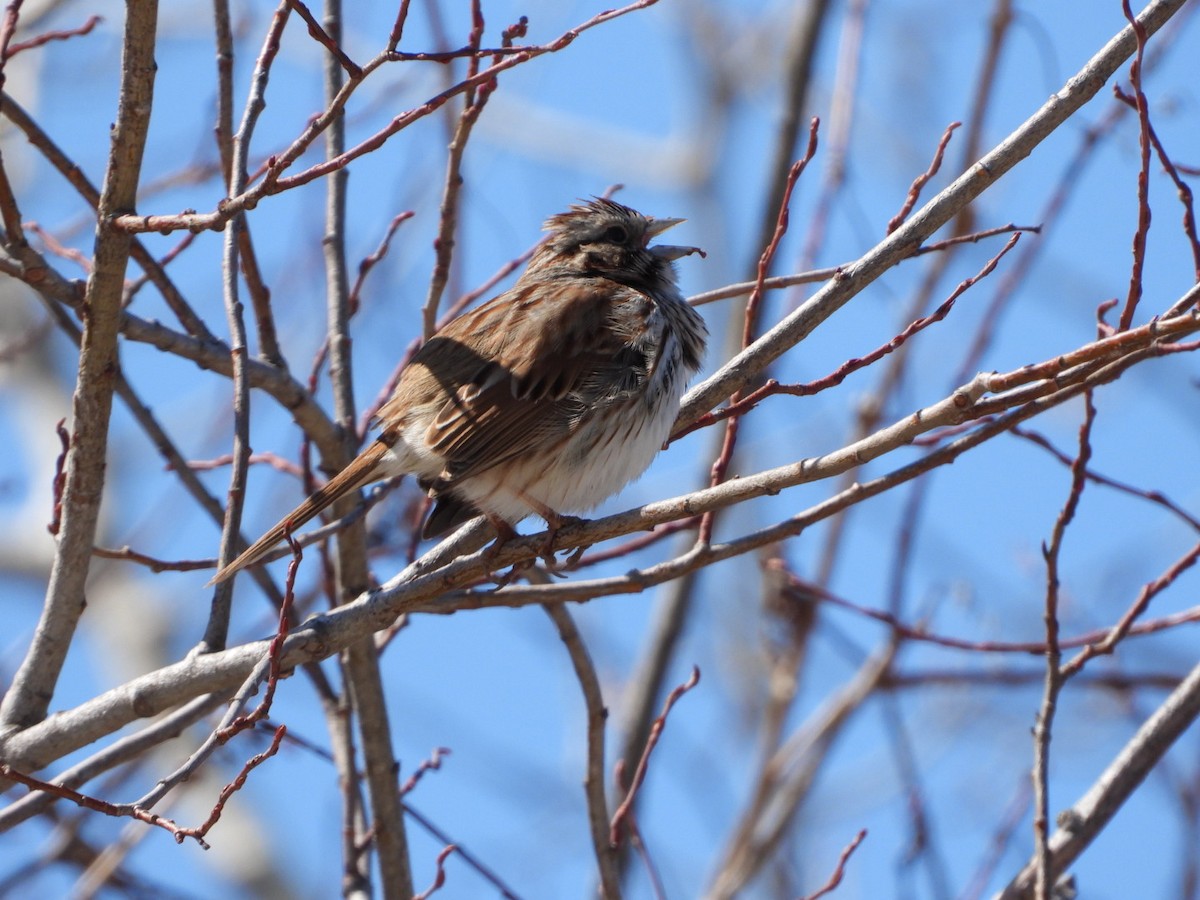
[209,198,707,584]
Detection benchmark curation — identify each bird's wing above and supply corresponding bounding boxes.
[411,277,654,487]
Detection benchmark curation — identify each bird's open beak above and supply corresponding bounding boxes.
[646,216,706,260]
[652,243,706,260]
[646,216,685,238]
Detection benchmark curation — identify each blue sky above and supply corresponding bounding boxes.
[2,1,1199,897]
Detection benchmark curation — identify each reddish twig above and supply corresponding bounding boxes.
[1032,387,1095,897]
[884,669,1185,692]
[609,666,700,845]
[1118,0,1152,331]
[387,0,412,51]
[802,829,868,900]
[916,222,1040,254]
[221,530,302,736]
[790,232,1020,394]
[420,0,491,340]
[6,14,102,57]
[982,308,1199,394]
[741,122,821,353]
[25,221,92,273]
[400,747,451,795]
[0,723,285,849]
[1014,425,1200,532]
[412,844,457,900]
[0,761,215,848]
[399,805,521,899]
[0,0,22,71]
[285,0,361,78]
[181,451,305,479]
[887,121,961,234]
[684,224,1039,311]
[112,0,667,236]
[699,121,819,545]
[1113,85,1200,278]
[782,572,1200,655]
[47,418,69,535]
[1060,537,1200,679]
[178,725,288,844]
[0,49,22,243]
[679,233,1021,439]
[348,210,414,315]
[91,546,216,573]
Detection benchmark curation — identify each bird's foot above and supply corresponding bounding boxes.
[538,513,585,571]
[482,517,518,558]
[489,556,537,590]
[481,517,527,588]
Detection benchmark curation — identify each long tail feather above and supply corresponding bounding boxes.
[207,441,392,585]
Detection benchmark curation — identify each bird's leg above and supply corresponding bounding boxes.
[482,515,518,558]
[482,516,544,589]
[477,515,519,585]
[512,493,584,569]
[541,514,586,571]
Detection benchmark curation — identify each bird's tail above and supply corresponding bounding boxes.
[207,440,392,586]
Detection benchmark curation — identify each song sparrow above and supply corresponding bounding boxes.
[209,198,707,584]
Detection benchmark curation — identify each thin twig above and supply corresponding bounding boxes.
[3,322,1195,780]
[420,0,489,340]
[412,845,457,900]
[998,653,1200,898]
[110,0,668,236]
[6,14,101,57]
[1117,0,1152,331]
[610,667,699,846]
[0,693,227,832]
[543,602,620,898]
[887,121,961,234]
[1033,389,1095,899]
[801,829,867,900]
[699,127,818,545]
[676,0,1189,430]
[204,0,275,653]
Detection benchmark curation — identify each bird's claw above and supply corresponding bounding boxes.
[538,514,584,569]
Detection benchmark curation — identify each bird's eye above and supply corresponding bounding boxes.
[603,224,628,243]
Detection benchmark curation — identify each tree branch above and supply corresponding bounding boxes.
[0,0,159,731]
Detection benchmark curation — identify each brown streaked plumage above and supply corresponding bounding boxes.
[209,198,707,585]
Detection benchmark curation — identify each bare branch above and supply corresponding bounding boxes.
[677,0,1190,430]
[109,0,668,236]
[999,655,1200,898]
[1033,390,1095,898]
[0,0,159,731]
[543,602,620,898]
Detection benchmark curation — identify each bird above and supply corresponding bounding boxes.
[209,198,708,585]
